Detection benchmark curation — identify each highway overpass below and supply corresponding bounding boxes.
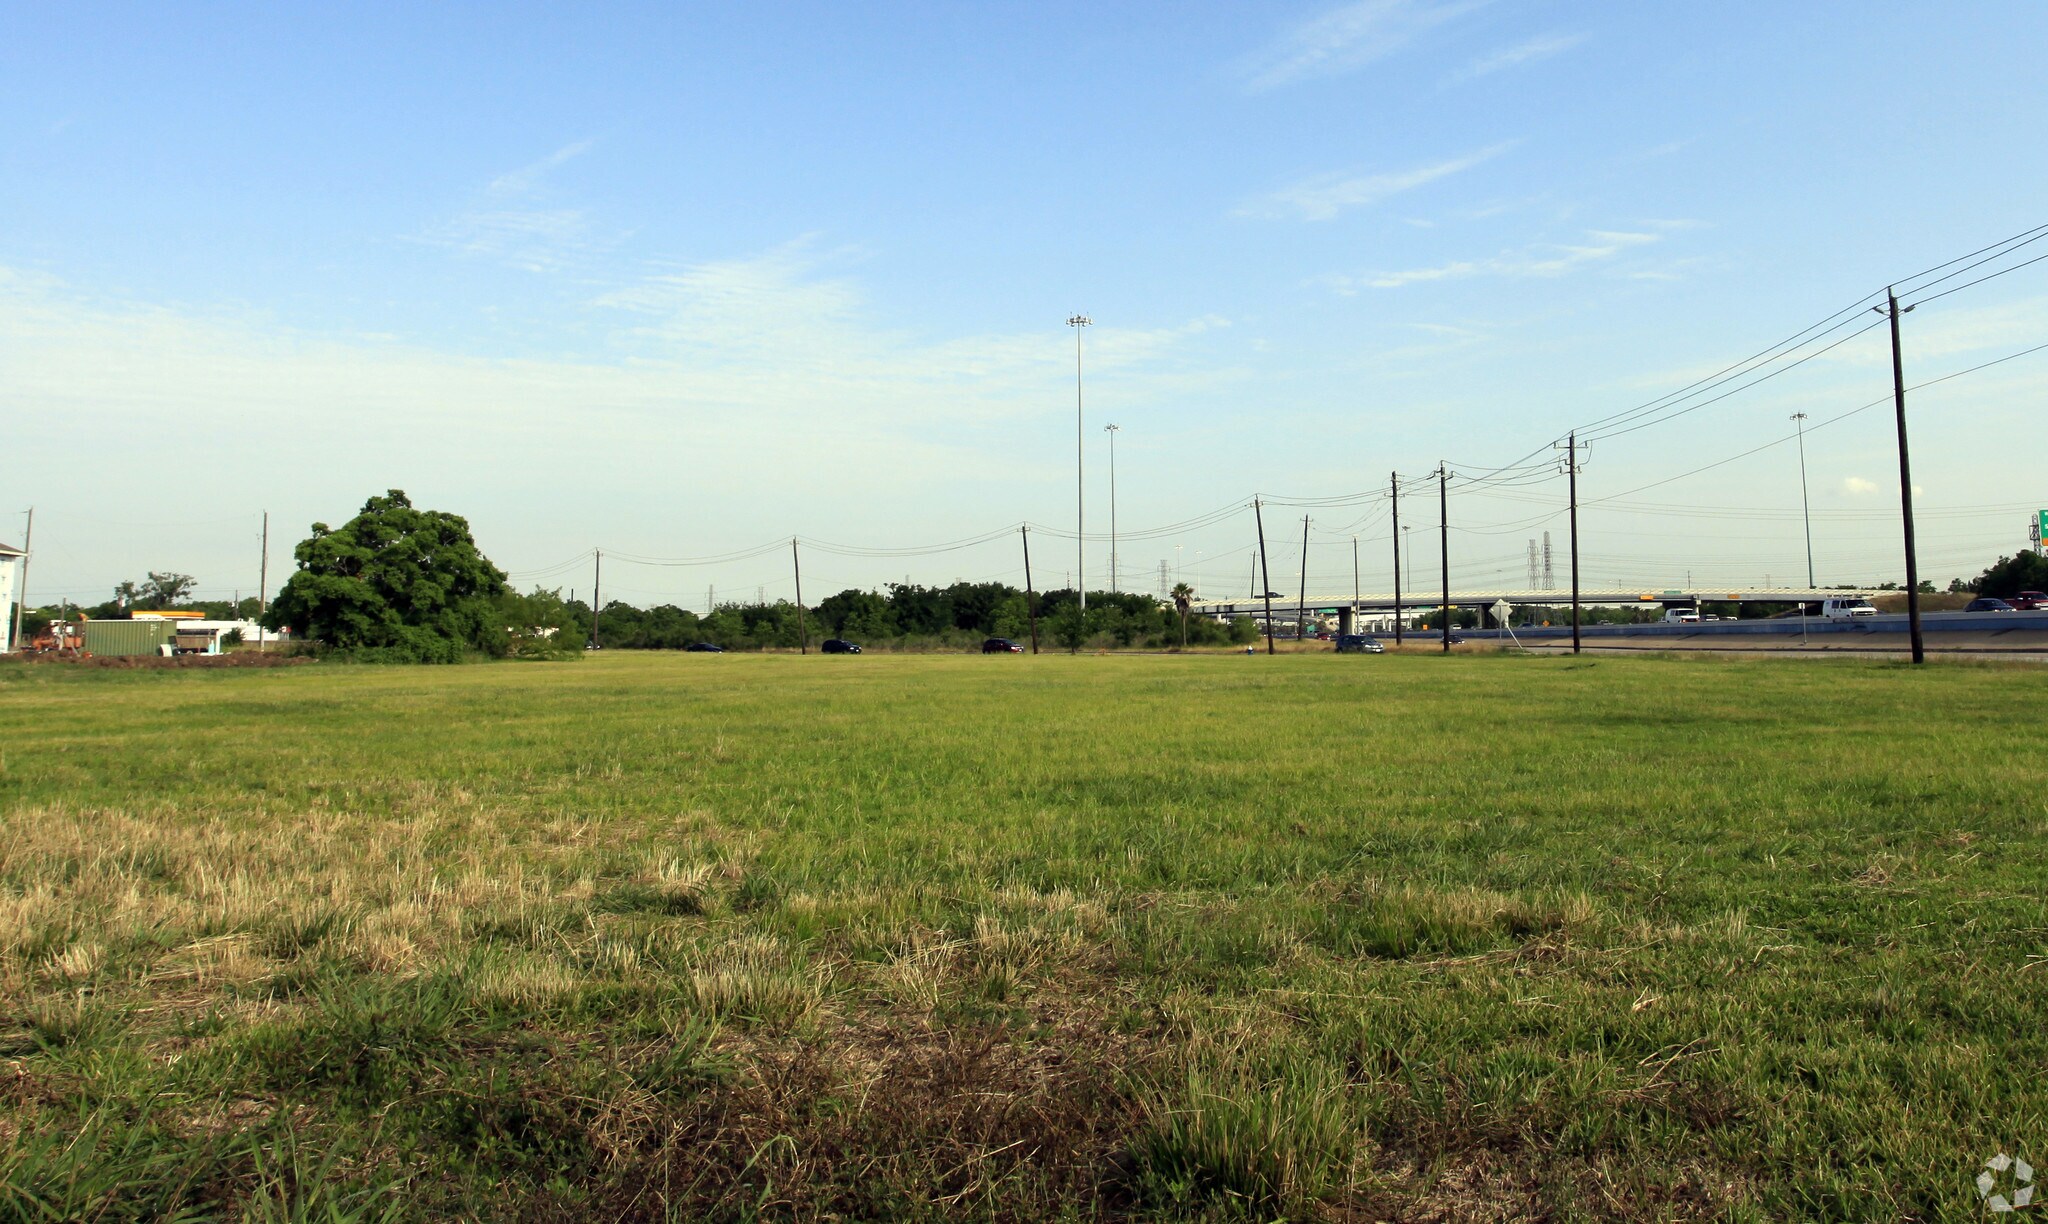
[1191,587,1875,633]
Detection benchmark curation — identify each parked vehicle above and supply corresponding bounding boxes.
[684,642,723,652]
[981,638,1023,653]
[1334,634,1385,654]
[1964,597,2016,613]
[1819,596,1879,619]
[821,638,863,653]
[2008,590,2047,610]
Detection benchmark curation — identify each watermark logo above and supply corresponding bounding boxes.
[1978,1153,2034,1213]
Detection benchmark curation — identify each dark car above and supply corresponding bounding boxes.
[683,642,723,652]
[1334,634,1385,654]
[1964,597,2016,613]
[821,638,863,653]
[981,638,1024,654]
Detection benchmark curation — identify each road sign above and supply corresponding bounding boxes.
[1492,599,1513,625]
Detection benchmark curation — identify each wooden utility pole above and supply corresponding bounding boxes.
[1021,526,1040,654]
[1351,535,1360,626]
[1296,515,1310,639]
[1390,473,1403,646]
[791,538,808,654]
[258,511,269,650]
[1567,434,1582,655]
[1882,287,1925,664]
[1438,464,1451,654]
[1253,499,1276,655]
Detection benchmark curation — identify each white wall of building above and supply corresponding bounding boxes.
[0,552,19,653]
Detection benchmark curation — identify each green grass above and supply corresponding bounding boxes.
[0,651,2043,1220]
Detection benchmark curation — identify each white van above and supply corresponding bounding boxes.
[1819,596,1879,619]
[1663,607,1699,624]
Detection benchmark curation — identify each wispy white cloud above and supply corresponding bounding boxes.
[1451,32,1586,82]
[0,248,1237,530]
[1237,0,1488,92]
[487,140,592,196]
[1243,143,1512,222]
[1344,227,1665,289]
[415,140,608,272]
[1843,477,1879,495]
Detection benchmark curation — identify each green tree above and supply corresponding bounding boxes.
[1170,582,1194,649]
[264,490,507,663]
[1969,552,2048,599]
[500,587,585,658]
[141,572,197,607]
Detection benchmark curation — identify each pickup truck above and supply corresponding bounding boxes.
[2009,590,2047,610]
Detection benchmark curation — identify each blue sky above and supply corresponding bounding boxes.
[6,2,2047,609]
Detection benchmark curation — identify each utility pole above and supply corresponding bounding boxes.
[791,538,808,654]
[1068,314,1090,613]
[258,511,269,650]
[1792,413,1816,588]
[1879,287,1924,664]
[1021,526,1040,654]
[1351,536,1360,624]
[1104,422,1120,594]
[1253,499,1276,655]
[11,507,30,653]
[1561,433,1583,655]
[1295,516,1310,639]
[590,550,602,650]
[1437,463,1451,654]
[1390,473,1403,646]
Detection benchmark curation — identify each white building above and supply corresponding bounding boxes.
[0,541,22,652]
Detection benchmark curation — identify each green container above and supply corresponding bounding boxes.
[83,619,179,657]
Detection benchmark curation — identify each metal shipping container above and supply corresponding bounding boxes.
[82,619,179,657]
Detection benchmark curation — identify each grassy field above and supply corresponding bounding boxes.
[1,651,2043,1221]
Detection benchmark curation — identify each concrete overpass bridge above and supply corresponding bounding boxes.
[1191,588,1869,635]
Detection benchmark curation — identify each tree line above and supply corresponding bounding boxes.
[576,582,1259,652]
[18,487,2044,661]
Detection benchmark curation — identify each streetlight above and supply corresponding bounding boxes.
[1402,525,1414,592]
[1791,412,1815,588]
[1104,423,1120,594]
[1067,314,1090,611]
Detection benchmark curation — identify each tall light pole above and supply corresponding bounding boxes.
[1791,412,1815,588]
[1104,423,1120,594]
[1068,314,1091,611]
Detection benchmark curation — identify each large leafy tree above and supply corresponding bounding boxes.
[1969,551,2048,598]
[264,490,507,662]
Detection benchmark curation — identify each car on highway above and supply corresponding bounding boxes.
[683,642,723,652]
[1334,634,1385,653]
[1964,597,2016,613]
[821,638,863,653]
[2009,590,2047,610]
[1820,596,1880,619]
[981,637,1024,653]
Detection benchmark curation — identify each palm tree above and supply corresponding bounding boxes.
[1170,582,1195,650]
